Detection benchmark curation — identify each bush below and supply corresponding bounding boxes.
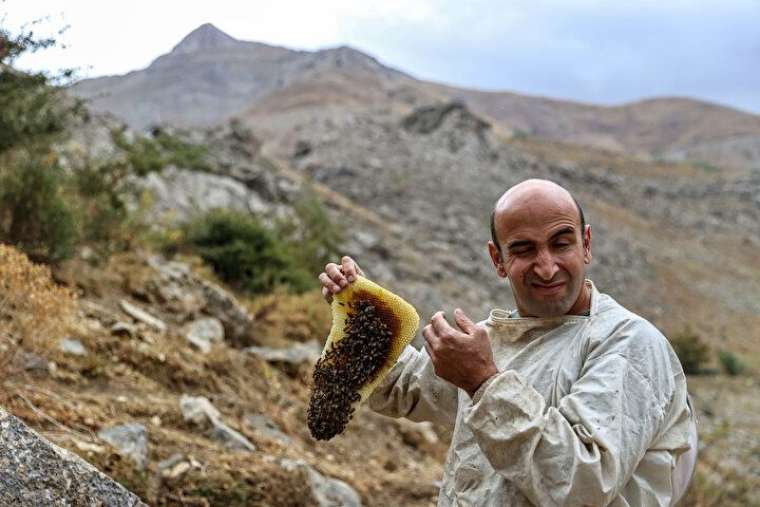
[182,209,314,295]
[669,328,711,374]
[718,350,746,376]
[0,153,78,263]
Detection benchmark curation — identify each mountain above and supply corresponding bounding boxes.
[71,24,760,171]
[72,23,408,130]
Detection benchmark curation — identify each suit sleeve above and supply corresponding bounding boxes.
[368,345,460,427]
[464,319,678,506]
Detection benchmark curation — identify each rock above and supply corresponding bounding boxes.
[16,351,50,373]
[146,256,255,346]
[280,459,362,507]
[119,300,167,334]
[179,395,256,452]
[245,340,321,365]
[179,395,221,425]
[59,338,88,357]
[0,408,146,506]
[142,168,271,224]
[395,419,439,450]
[97,423,149,470]
[157,454,192,479]
[184,317,225,353]
[243,414,292,445]
[110,322,137,338]
[208,421,257,452]
[199,281,255,346]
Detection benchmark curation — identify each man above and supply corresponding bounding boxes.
[319,179,696,506]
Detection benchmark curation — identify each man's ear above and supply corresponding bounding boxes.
[583,225,592,264]
[488,241,508,278]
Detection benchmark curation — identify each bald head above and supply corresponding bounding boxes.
[490,179,585,253]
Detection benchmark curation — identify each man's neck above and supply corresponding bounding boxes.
[566,280,592,316]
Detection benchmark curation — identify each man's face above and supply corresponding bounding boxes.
[488,194,591,317]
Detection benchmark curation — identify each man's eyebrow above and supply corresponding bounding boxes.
[550,227,575,240]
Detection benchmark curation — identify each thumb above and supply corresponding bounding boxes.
[454,308,477,334]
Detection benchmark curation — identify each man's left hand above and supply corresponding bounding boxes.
[422,308,499,398]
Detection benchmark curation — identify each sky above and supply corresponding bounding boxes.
[3,0,760,114]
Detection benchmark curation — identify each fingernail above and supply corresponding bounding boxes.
[347,275,355,282]
[340,279,348,287]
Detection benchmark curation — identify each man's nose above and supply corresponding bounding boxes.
[533,249,559,281]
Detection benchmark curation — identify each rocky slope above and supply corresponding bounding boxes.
[72,24,760,171]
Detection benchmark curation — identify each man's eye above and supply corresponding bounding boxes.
[510,247,533,256]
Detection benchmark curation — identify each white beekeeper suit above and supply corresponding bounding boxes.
[369,281,697,506]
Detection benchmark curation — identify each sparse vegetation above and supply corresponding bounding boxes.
[0,244,76,372]
[178,209,315,295]
[718,350,746,376]
[669,328,711,375]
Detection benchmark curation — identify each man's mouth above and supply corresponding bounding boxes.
[531,281,566,296]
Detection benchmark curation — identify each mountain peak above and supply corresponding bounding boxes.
[172,23,240,54]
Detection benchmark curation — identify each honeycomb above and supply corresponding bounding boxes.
[307,276,419,440]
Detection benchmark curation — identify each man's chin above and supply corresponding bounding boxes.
[524,298,573,318]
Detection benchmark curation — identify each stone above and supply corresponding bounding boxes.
[16,351,50,373]
[97,423,149,470]
[244,340,321,365]
[179,395,256,452]
[146,256,255,346]
[0,408,146,506]
[280,459,362,507]
[208,421,257,452]
[199,281,255,346]
[59,338,88,357]
[110,322,137,338]
[158,454,192,479]
[184,317,225,353]
[119,300,167,334]
[243,414,292,445]
[179,395,221,425]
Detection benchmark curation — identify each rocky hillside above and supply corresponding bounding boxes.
[72,24,760,171]
[2,246,448,506]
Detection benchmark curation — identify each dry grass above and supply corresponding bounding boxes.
[0,244,77,373]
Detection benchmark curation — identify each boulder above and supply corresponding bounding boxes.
[184,317,225,353]
[97,423,149,470]
[243,414,292,446]
[119,300,167,334]
[179,395,256,452]
[0,408,146,506]
[280,459,362,507]
[147,256,255,346]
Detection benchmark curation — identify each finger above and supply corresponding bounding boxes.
[422,325,438,357]
[430,311,455,337]
[325,263,348,287]
[319,272,341,293]
[321,286,333,304]
[454,308,477,334]
[341,256,358,282]
[422,324,438,347]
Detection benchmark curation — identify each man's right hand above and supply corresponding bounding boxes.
[318,256,365,304]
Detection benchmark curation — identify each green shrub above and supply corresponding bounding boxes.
[182,209,314,295]
[669,328,711,374]
[718,350,746,376]
[0,153,78,263]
